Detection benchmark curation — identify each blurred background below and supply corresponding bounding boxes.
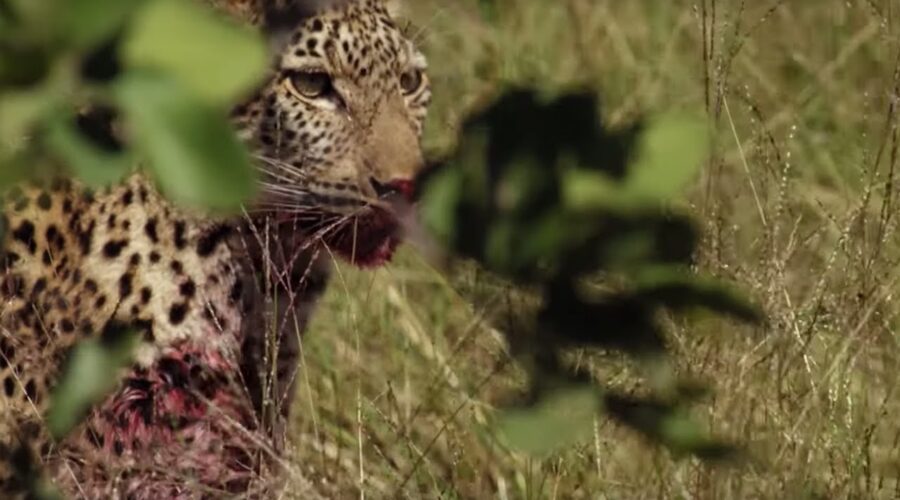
[292,1,900,498]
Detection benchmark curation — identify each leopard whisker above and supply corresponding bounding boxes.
[253,155,315,178]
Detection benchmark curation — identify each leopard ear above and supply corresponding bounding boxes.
[261,0,315,28]
[259,0,355,32]
[253,0,324,52]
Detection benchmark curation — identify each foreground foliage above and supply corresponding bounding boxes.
[0,0,263,209]
[417,88,760,458]
[0,0,266,493]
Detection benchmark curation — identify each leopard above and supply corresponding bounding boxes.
[0,0,431,497]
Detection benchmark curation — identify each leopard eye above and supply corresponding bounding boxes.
[285,71,333,100]
[399,68,424,95]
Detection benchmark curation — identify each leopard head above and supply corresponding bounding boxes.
[231,0,430,266]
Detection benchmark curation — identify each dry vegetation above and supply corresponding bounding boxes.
[283,1,900,498]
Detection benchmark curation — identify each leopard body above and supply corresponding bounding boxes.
[0,0,430,496]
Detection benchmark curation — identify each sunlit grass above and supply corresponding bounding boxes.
[287,1,900,498]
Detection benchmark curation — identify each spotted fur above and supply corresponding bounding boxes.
[0,0,429,496]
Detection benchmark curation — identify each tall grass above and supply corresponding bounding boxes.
[286,1,900,498]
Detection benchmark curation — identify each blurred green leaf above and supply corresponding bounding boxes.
[627,114,708,200]
[47,329,139,439]
[598,227,657,268]
[44,114,133,188]
[0,88,52,189]
[123,0,267,104]
[515,212,578,271]
[496,385,599,455]
[59,0,140,49]
[0,43,52,88]
[419,127,492,258]
[632,266,763,323]
[562,169,621,210]
[485,220,516,273]
[419,167,463,246]
[418,89,752,461]
[604,393,735,460]
[495,156,548,216]
[0,88,53,147]
[0,0,14,23]
[0,153,31,190]
[563,114,708,210]
[542,289,665,353]
[660,413,735,460]
[30,478,63,500]
[3,0,57,43]
[115,72,256,210]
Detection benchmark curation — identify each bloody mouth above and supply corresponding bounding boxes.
[263,187,414,268]
[319,207,403,267]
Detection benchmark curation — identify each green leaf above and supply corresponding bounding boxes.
[0,0,13,25]
[4,0,57,42]
[485,220,515,273]
[44,115,133,188]
[123,0,268,104]
[562,169,621,210]
[563,114,709,210]
[658,413,735,460]
[0,43,52,88]
[115,72,256,211]
[496,385,599,455]
[47,330,139,439]
[419,167,463,246]
[517,211,578,268]
[0,88,52,149]
[58,0,141,49]
[632,266,763,323]
[627,114,708,200]
[604,393,735,460]
[0,152,32,190]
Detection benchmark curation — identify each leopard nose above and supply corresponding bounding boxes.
[371,178,415,202]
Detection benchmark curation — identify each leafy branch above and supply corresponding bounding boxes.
[0,0,265,209]
[417,89,762,458]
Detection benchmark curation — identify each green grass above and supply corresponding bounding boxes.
[285,1,900,498]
